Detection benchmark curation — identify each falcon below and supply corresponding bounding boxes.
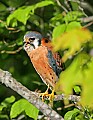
[23,31,64,101]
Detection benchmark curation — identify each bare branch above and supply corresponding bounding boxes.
[0,20,20,32]
[0,47,23,54]
[55,94,80,103]
[55,0,68,13]
[80,16,93,23]
[0,69,64,120]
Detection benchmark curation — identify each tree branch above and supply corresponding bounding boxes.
[0,69,81,119]
[80,16,93,23]
[0,69,64,120]
[55,0,68,13]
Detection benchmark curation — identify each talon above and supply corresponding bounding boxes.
[48,89,55,102]
[39,91,49,101]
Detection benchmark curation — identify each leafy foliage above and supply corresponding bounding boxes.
[7,1,54,26]
[64,108,80,120]
[10,99,39,120]
[0,96,15,119]
[0,0,93,119]
[53,28,92,61]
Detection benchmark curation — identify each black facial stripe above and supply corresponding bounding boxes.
[23,41,26,44]
[30,44,35,49]
[38,39,41,46]
[29,37,35,41]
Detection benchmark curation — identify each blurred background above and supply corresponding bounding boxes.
[0,0,93,119]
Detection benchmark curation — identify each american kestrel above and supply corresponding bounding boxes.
[23,31,64,101]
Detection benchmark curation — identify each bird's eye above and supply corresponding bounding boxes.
[29,37,35,41]
[45,39,49,43]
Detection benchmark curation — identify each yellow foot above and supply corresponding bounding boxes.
[39,89,55,105]
[48,89,55,102]
[39,90,49,102]
[48,90,54,107]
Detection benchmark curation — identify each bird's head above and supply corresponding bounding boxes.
[23,31,43,52]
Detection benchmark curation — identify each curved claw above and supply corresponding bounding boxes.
[39,89,55,107]
[39,91,49,102]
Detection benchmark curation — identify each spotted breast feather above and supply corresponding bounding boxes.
[27,46,57,87]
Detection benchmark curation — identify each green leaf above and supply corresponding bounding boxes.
[55,53,90,94]
[7,1,54,26]
[63,11,84,24]
[52,24,66,39]
[81,57,93,107]
[64,108,80,120]
[50,14,63,26]
[7,6,34,26]
[0,105,5,111]
[53,28,92,62]
[10,99,39,120]
[3,96,15,104]
[74,86,81,93]
[34,1,54,9]
[66,22,81,32]
[52,22,81,40]
[1,96,15,107]
[55,53,93,107]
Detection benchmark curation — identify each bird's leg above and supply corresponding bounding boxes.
[39,84,50,102]
[48,89,55,102]
[48,89,55,107]
[39,85,55,106]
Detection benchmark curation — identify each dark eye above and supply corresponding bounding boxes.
[29,37,35,41]
[45,39,49,43]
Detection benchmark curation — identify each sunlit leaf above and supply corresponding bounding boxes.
[64,108,80,120]
[63,11,84,24]
[74,86,81,93]
[52,24,66,39]
[7,6,34,26]
[0,105,5,111]
[81,57,93,107]
[7,1,54,26]
[10,99,39,120]
[53,28,92,62]
[52,22,81,40]
[66,22,81,31]
[55,53,90,94]
[34,1,54,9]
[1,96,15,107]
[55,53,93,107]
[3,96,15,104]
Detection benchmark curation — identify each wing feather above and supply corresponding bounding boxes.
[47,50,65,78]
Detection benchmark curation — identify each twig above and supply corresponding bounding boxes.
[0,47,23,54]
[64,0,72,11]
[55,0,68,13]
[0,69,64,120]
[0,20,20,32]
[83,22,93,28]
[80,16,93,23]
[3,41,16,48]
[66,0,93,14]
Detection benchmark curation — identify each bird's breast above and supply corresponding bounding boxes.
[28,46,58,88]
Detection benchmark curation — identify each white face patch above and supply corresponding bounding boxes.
[32,37,40,49]
[23,43,34,52]
[23,35,40,53]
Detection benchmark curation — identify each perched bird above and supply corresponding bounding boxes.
[23,31,64,101]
